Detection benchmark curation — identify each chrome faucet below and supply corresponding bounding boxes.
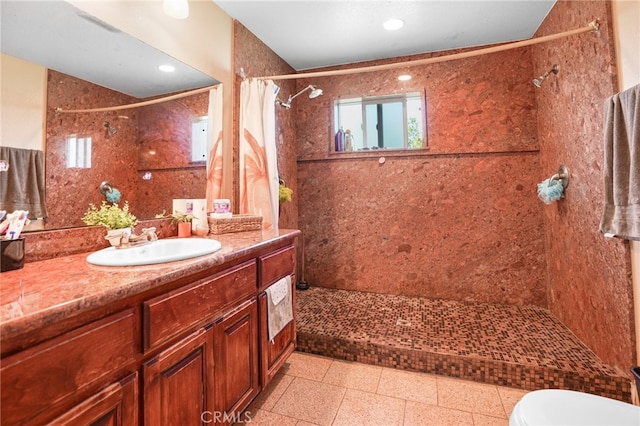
[129,227,158,244]
[108,227,158,249]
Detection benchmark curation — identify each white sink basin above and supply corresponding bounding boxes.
[86,238,222,266]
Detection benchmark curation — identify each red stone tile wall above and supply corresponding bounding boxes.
[296,47,539,160]
[531,0,634,370]
[294,47,547,306]
[135,94,208,219]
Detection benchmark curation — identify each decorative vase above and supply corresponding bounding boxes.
[177,222,192,238]
[105,227,131,247]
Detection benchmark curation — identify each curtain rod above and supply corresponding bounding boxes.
[257,20,599,81]
[54,84,220,114]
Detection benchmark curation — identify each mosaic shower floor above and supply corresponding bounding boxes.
[295,287,632,402]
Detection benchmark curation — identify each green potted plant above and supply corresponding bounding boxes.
[170,210,197,237]
[82,201,138,230]
[82,201,138,246]
[279,183,293,205]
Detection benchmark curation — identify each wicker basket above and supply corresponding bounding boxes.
[208,214,263,234]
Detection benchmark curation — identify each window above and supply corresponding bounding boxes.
[333,92,426,152]
[65,134,91,168]
[191,116,208,162]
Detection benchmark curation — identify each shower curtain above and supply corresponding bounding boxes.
[206,85,224,209]
[239,79,279,230]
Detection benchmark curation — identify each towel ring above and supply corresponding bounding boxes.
[99,181,114,195]
[549,165,570,188]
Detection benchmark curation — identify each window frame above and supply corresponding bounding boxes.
[191,115,208,163]
[65,134,92,168]
[332,90,428,154]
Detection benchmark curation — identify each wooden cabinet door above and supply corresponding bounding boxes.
[1,309,137,425]
[258,276,296,387]
[143,327,215,426]
[214,298,259,423]
[49,373,138,426]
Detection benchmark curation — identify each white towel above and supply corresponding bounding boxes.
[266,275,293,342]
[269,275,289,305]
[599,83,640,240]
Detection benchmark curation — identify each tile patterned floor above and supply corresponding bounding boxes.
[295,287,632,402]
[246,351,526,425]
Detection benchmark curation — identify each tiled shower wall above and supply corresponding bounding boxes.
[531,0,635,370]
[294,47,548,307]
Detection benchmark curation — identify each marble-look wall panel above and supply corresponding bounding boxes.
[299,153,546,306]
[234,22,299,230]
[532,0,634,370]
[137,93,208,169]
[295,46,545,305]
[46,70,139,229]
[296,47,538,161]
[135,168,206,220]
[136,93,208,218]
[22,218,177,263]
[44,71,208,229]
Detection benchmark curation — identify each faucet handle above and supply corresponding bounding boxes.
[141,227,158,241]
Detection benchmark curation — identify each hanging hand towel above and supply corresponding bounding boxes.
[599,83,640,240]
[0,147,48,219]
[265,275,293,342]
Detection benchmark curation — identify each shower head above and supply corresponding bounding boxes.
[308,86,323,99]
[104,121,117,138]
[276,85,323,108]
[532,64,559,87]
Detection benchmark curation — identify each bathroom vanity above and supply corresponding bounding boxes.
[0,229,299,425]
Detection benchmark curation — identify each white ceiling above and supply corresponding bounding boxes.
[1,1,556,98]
[214,0,557,71]
[0,0,219,98]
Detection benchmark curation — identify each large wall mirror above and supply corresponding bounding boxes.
[0,1,221,230]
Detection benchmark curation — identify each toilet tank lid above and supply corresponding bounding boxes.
[512,389,640,426]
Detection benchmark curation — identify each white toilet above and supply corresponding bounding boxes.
[509,389,640,426]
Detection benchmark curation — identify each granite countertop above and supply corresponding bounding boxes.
[0,229,300,344]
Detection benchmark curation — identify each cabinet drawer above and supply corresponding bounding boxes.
[0,309,136,425]
[143,260,257,351]
[259,245,295,289]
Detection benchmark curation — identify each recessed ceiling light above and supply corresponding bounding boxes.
[398,74,412,81]
[383,19,404,31]
[158,64,176,72]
